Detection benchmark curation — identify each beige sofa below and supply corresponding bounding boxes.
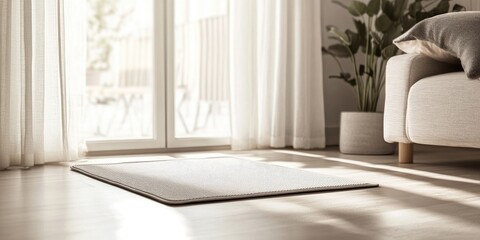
[384,53,480,163]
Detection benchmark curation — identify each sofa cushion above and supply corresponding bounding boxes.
[394,12,480,79]
[407,72,480,148]
[384,54,462,144]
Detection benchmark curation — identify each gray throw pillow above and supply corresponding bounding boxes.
[394,12,480,79]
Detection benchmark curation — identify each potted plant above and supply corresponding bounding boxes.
[322,0,465,154]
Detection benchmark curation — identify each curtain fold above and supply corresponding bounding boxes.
[0,0,85,170]
[229,0,325,150]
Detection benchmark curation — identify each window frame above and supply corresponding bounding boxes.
[86,0,230,152]
[165,0,230,148]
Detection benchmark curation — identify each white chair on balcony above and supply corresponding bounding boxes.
[175,16,229,134]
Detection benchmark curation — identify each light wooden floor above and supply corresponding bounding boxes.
[1,145,480,240]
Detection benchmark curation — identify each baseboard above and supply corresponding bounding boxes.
[87,127,341,156]
[326,125,340,146]
[85,145,231,157]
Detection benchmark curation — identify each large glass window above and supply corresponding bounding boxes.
[173,0,231,139]
[167,0,230,147]
[85,0,154,140]
[84,0,230,151]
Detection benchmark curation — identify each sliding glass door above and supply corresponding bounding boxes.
[167,0,231,147]
[84,0,165,151]
[84,0,230,151]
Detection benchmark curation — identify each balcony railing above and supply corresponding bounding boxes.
[85,15,230,139]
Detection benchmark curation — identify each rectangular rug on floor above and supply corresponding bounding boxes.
[71,157,378,205]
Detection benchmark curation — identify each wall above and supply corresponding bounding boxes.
[321,0,476,145]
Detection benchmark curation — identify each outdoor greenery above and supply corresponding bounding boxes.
[322,0,465,112]
[87,0,131,71]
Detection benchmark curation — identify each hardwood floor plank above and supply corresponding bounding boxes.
[1,145,480,239]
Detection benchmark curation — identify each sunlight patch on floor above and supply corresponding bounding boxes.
[112,200,190,240]
[266,161,307,168]
[176,152,231,159]
[250,198,374,236]
[176,152,269,162]
[275,150,480,185]
[275,150,480,210]
[315,217,372,236]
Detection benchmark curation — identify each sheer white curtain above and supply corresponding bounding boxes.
[229,0,325,150]
[0,0,85,170]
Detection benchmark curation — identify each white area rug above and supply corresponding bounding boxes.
[71,157,378,205]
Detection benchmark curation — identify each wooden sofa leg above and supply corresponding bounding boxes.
[398,143,413,164]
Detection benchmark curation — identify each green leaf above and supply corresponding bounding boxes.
[370,32,381,44]
[326,25,351,44]
[352,1,367,15]
[329,75,344,79]
[382,44,398,59]
[415,11,431,22]
[401,16,416,32]
[328,36,348,44]
[359,65,365,76]
[365,67,374,77]
[346,78,357,86]
[374,45,382,57]
[382,24,402,48]
[346,30,359,54]
[340,72,351,80]
[327,44,351,58]
[367,0,381,17]
[353,20,367,48]
[321,46,329,55]
[333,0,366,16]
[353,20,366,36]
[332,0,354,16]
[393,0,408,20]
[433,0,450,15]
[329,72,354,86]
[382,0,395,20]
[332,0,358,16]
[452,4,466,12]
[375,14,392,33]
[408,2,422,18]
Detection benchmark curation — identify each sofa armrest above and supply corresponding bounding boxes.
[384,53,461,143]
